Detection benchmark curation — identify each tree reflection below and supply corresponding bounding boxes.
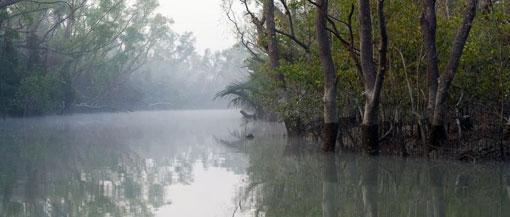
[0,112,247,217]
[429,163,445,217]
[322,154,338,217]
[2,112,510,217]
[235,134,510,217]
[505,166,510,212]
[0,137,162,217]
[361,157,379,217]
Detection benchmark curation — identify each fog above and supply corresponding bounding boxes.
[157,0,236,52]
[0,0,249,117]
[94,39,250,111]
[2,0,510,216]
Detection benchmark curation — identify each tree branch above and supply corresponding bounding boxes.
[275,28,309,52]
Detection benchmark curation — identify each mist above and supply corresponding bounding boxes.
[1,0,510,217]
[82,36,250,112]
[0,0,248,117]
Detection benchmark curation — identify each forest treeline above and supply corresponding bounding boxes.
[0,0,247,117]
[219,0,510,160]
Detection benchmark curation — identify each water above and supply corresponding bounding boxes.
[0,110,509,217]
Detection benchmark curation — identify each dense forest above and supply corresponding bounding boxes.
[218,0,510,160]
[0,0,248,117]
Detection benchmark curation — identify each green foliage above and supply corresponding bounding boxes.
[216,81,258,109]
[13,74,61,116]
[277,60,323,123]
[0,0,192,116]
[220,0,510,133]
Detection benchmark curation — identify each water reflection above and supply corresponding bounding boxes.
[1,110,510,217]
[236,135,510,217]
[0,110,250,217]
[322,154,338,217]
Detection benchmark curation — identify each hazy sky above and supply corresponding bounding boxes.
[158,0,237,53]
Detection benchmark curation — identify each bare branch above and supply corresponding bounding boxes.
[276,0,310,53]
[223,0,264,62]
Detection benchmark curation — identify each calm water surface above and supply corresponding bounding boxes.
[0,110,509,217]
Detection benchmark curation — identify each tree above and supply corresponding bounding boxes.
[0,0,175,116]
[266,0,281,75]
[315,0,339,152]
[421,0,440,123]
[429,0,478,151]
[358,0,388,154]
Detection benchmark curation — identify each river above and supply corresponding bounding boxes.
[0,110,509,217]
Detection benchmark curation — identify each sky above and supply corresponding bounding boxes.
[157,0,237,53]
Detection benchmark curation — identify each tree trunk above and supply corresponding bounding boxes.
[61,4,76,114]
[316,0,339,152]
[359,0,388,155]
[265,0,282,82]
[443,0,450,19]
[430,0,478,149]
[26,27,40,73]
[421,0,440,122]
[265,0,300,136]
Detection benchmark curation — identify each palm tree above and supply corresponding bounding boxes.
[215,81,263,118]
